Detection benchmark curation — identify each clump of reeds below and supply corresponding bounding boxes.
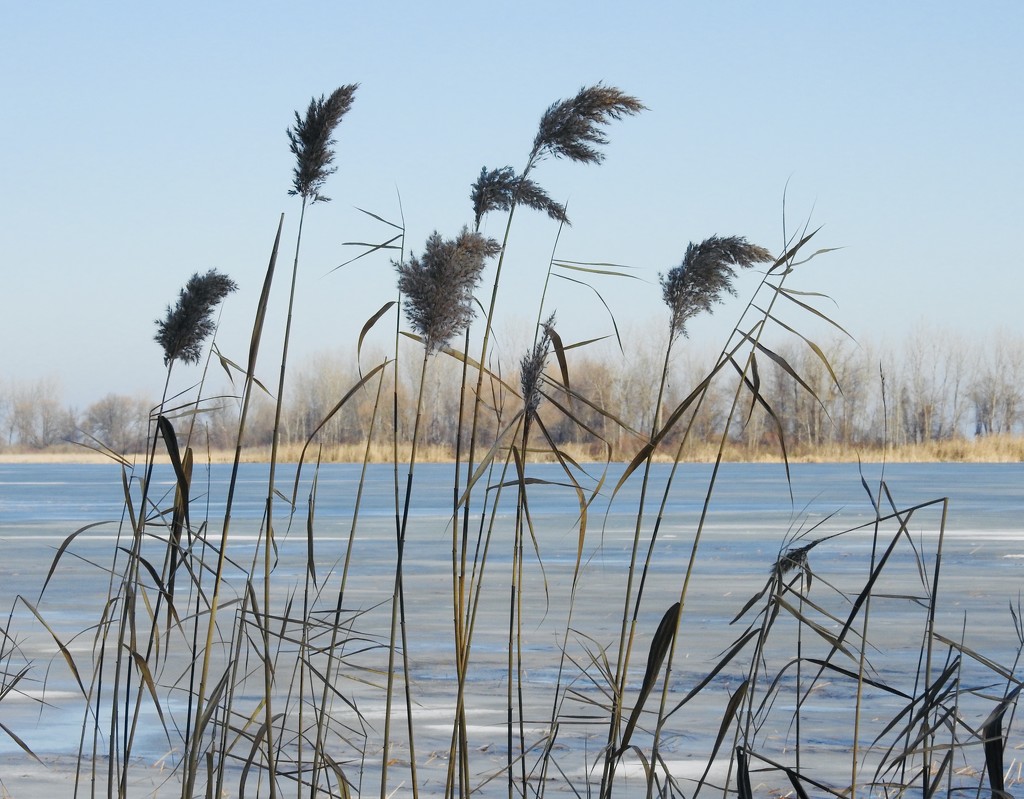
[13,80,1024,799]
[153,268,238,366]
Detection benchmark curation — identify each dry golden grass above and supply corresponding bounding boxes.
[5,435,1021,465]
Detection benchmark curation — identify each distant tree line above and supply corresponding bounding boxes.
[3,326,1022,457]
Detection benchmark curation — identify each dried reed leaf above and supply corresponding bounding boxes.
[332,233,403,273]
[0,720,41,763]
[982,685,1022,796]
[615,602,679,756]
[39,521,115,600]
[552,260,642,278]
[16,596,86,696]
[552,273,624,352]
[665,628,761,719]
[357,301,397,365]
[694,678,748,792]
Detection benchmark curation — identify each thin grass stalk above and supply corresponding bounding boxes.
[532,216,568,347]
[728,569,804,799]
[599,232,781,794]
[446,424,522,799]
[186,215,284,798]
[309,366,386,798]
[533,424,610,798]
[795,567,807,779]
[110,365,175,797]
[460,202,519,586]
[445,213,477,799]
[76,468,136,798]
[642,240,808,796]
[922,498,949,795]
[122,310,233,779]
[850,492,886,797]
[387,217,406,798]
[447,327,473,799]
[381,349,429,799]
[599,340,747,795]
[446,212,490,799]
[292,456,323,798]
[881,486,948,794]
[508,440,534,798]
[598,336,676,794]
[258,196,313,799]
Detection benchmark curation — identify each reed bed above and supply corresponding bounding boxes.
[2,83,1021,799]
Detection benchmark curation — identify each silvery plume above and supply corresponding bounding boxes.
[528,83,644,167]
[396,228,501,352]
[154,269,238,366]
[660,236,773,340]
[470,166,568,229]
[287,85,358,203]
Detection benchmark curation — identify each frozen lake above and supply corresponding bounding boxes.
[0,460,1022,796]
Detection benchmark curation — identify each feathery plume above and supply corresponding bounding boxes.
[470,166,569,229]
[397,228,501,352]
[154,269,238,366]
[521,314,556,420]
[660,235,773,340]
[530,84,644,166]
[287,85,358,203]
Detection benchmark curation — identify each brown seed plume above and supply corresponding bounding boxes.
[154,269,238,366]
[396,228,501,352]
[287,85,358,203]
[660,236,773,340]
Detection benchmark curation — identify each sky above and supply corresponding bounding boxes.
[1,2,1022,408]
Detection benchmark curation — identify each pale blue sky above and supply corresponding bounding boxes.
[2,2,1021,406]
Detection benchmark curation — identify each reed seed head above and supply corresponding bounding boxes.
[660,235,773,340]
[773,542,814,589]
[470,166,569,229]
[521,314,556,420]
[530,84,644,167]
[287,85,358,203]
[154,269,238,366]
[396,228,501,352]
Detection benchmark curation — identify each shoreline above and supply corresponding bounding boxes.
[1,449,1022,466]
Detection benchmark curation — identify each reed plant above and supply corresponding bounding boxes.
[7,82,1023,799]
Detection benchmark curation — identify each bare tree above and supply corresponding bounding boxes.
[970,329,1024,435]
[82,394,151,454]
[7,377,76,449]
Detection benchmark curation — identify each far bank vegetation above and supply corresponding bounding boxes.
[3,324,1023,462]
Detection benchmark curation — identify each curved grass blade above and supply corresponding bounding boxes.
[615,602,679,756]
[0,720,41,764]
[39,521,115,600]
[17,596,86,696]
[330,233,403,273]
[357,301,397,365]
[553,272,625,352]
[546,323,570,392]
[693,678,748,795]
[290,359,390,502]
[982,685,1022,797]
